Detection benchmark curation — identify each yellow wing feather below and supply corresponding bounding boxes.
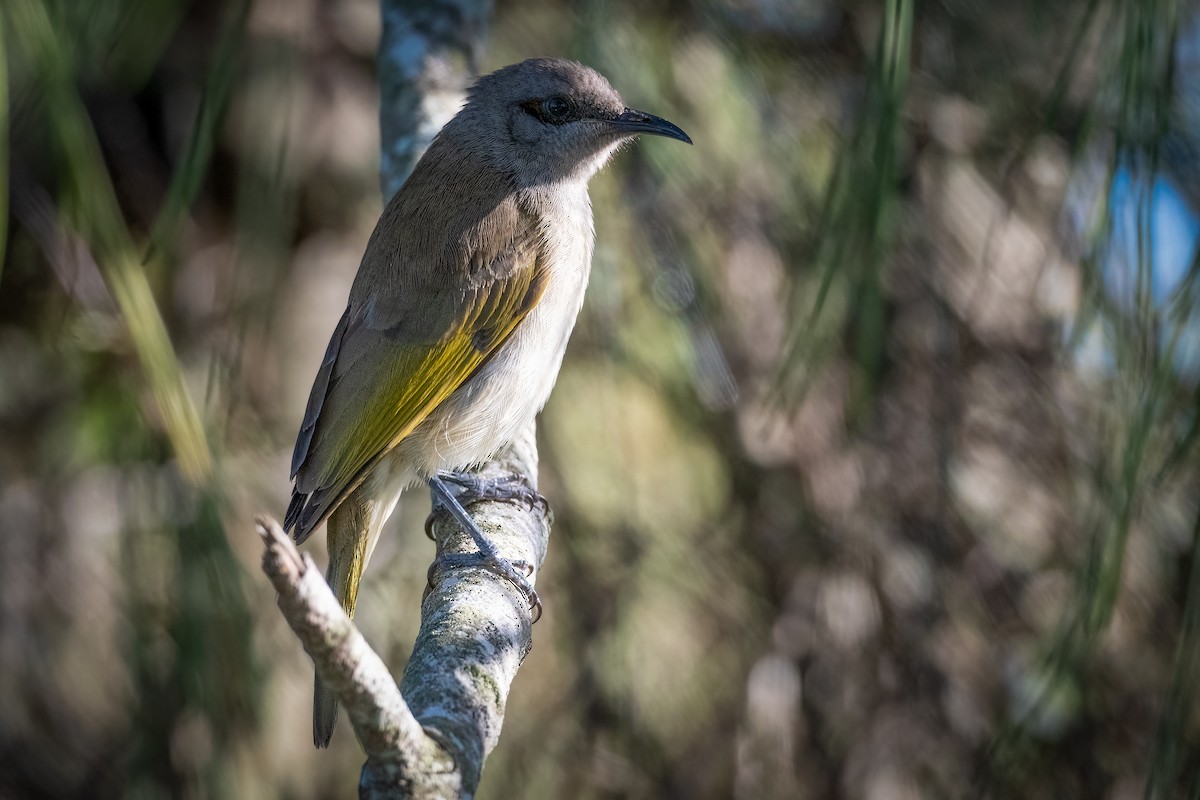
[327,269,543,490]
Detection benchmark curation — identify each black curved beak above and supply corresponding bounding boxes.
[610,107,693,144]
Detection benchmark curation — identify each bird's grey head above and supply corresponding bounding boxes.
[459,58,692,187]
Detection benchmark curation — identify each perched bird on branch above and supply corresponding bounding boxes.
[283,57,691,747]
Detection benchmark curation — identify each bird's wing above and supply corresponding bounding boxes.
[285,200,547,543]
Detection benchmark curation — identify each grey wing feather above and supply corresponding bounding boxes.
[285,307,353,540]
[291,306,352,479]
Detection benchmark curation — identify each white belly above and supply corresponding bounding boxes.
[377,183,593,490]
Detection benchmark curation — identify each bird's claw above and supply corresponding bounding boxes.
[435,470,549,513]
[426,551,542,623]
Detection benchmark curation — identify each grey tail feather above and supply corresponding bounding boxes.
[313,675,339,748]
[284,492,306,539]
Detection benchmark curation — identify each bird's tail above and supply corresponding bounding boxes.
[313,484,397,748]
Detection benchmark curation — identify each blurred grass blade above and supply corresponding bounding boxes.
[143,0,250,265]
[776,0,911,412]
[121,481,262,793]
[1153,242,1200,482]
[1144,509,1200,799]
[0,6,9,286]
[12,0,212,483]
[989,0,1196,787]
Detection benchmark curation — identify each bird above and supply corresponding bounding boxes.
[283,57,691,748]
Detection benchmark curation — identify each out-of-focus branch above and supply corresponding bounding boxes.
[378,0,492,200]
[259,427,550,797]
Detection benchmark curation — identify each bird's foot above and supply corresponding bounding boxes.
[424,469,548,540]
[424,475,543,622]
[436,469,549,512]
[426,551,542,623]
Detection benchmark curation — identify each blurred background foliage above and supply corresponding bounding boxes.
[3,0,1200,797]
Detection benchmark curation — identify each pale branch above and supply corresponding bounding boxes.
[259,425,550,798]
[395,425,551,794]
[255,516,437,766]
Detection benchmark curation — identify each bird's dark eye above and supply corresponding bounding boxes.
[520,95,575,125]
[542,96,571,121]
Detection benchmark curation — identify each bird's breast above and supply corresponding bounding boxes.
[393,184,594,476]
